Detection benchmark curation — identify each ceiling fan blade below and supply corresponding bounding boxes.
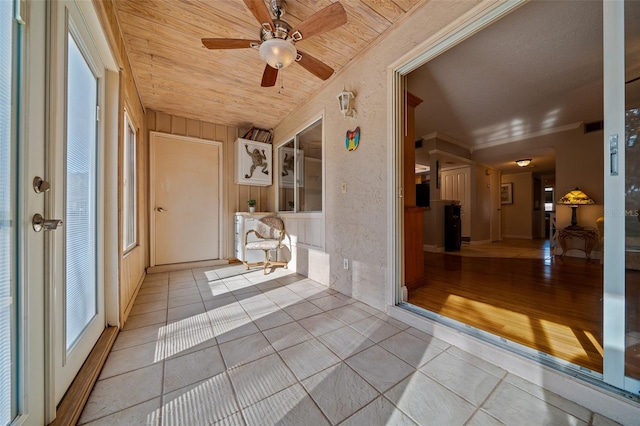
[201,38,260,49]
[296,50,334,80]
[261,64,278,87]
[243,0,275,31]
[290,2,347,41]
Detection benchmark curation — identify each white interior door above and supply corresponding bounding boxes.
[441,166,471,238]
[49,1,107,404]
[151,133,221,266]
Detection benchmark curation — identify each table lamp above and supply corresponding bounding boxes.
[558,187,594,230]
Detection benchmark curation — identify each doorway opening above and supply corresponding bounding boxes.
[397,0,608,376]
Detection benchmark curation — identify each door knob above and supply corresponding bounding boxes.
[32,213,63,232]
[33,176,51,193]
[156,207,166,212]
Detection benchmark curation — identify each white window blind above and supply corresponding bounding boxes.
[0,0,16,424]
[65,33,98,350]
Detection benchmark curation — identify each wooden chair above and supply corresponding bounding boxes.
[243,216,288,274]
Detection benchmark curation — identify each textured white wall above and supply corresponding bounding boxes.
[272,1,488,310]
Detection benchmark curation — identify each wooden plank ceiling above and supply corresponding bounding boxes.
[114,0,421,129]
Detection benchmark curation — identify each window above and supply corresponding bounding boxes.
[0,0,18,422]
[122,111,137,251]
[65,31,99,350]
[277,118,323,212]
[544,186,554,212]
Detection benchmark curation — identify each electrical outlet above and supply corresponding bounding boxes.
[343,258,349,269]
[341,182,347,193]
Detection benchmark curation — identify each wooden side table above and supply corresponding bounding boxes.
[558,228,598,261]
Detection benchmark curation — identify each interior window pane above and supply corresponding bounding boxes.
[278,140,295,211]
[65,33,98,350]
[0,0,16,423]
[297,119,322,212]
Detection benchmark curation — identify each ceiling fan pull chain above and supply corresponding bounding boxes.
[278,71,285,94]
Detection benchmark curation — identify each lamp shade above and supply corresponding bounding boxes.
[259,38,297,69]
[558,187,595,206]
[515,159,531,167]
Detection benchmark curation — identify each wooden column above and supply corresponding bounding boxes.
[404,92,425,290]
[404,92,422,206]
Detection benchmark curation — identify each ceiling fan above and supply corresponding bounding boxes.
[202,0,347,87]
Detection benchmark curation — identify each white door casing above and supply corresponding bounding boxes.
[150,132,223,266]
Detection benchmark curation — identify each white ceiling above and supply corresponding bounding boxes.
[408,0,639,175]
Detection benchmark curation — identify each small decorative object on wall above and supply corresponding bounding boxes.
[501,182,513,204]
[248,199,256,213]
[234,138,272,186]
[345,127,360,151]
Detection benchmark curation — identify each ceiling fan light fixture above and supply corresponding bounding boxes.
[259,38,297,69]
[516,158,531,167]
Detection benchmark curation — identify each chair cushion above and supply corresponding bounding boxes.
[254,216,285,239]
[246,240,280,251]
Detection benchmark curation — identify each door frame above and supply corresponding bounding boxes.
[602,0,640,394]
[149,132,224,267]
[45,0,119,419]
[16,0,47,423]
[387,0,639,397]
[386,0,526,307]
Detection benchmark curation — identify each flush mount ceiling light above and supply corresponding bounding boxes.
[516,159,532,167]
[415,164,430,173]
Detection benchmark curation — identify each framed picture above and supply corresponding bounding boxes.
[501,182,513,204]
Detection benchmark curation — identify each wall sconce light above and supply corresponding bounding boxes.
[558,187,594,230]
[337,89,356,119]
[515,159,531,167]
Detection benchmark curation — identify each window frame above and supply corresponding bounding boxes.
[122,109,137,253]
[276,116,324,214]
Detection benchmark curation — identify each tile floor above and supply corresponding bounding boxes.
[79,264,619,425]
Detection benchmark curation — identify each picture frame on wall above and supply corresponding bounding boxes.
[501,182,513,204]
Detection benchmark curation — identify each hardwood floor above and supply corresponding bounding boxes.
[409,242,605,372]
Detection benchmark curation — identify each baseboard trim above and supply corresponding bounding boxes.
[147,259,229,274]
[122,272,147,326]
[49,326,118,426]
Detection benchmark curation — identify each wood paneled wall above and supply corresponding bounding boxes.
[146,110,270,261]
[93,0,147,324]
[95,0,272,326]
